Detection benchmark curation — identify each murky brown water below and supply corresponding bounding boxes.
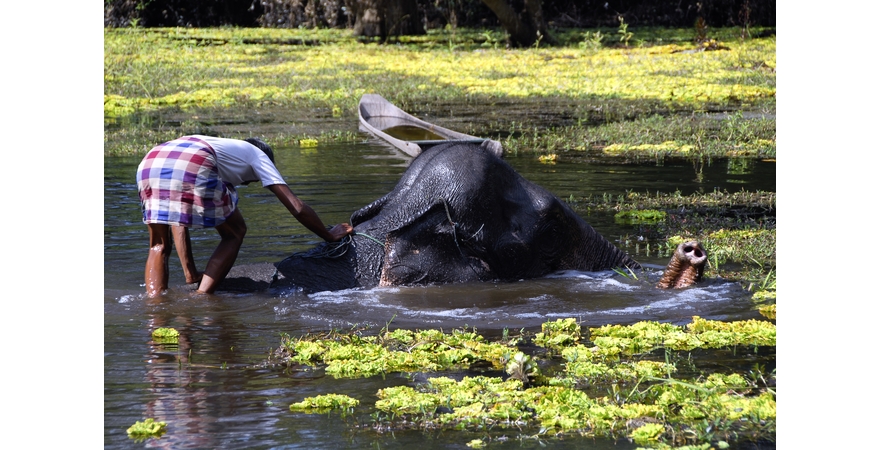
[104,138,774,448]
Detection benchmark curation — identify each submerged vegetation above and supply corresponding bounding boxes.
[277,316,775,448]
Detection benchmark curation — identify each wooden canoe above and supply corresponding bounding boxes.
[358,94,503,158]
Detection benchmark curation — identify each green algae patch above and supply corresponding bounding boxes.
[151,327,179,344]
[615,209,667,225]
[290,394,359,412]
[127,418,167,440]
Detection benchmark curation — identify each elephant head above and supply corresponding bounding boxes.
[347,141,639,287]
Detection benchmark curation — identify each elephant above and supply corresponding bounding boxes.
[221,141,640,293]
[656,241,707,289]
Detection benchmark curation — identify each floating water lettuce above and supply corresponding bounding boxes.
[126,418,167,440]
[758,303,776,320]
[273,316,775,447]
[587,317,776,353]
[533,318,581,351]
[631,422,665,444]
[277,327,515,378]
[290,394,359,412]
[151,327,179,344]
[370,372,773,437]
[538,153,557,163]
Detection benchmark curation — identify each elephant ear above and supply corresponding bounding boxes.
[379,202,494,286]
[350,194,391,227]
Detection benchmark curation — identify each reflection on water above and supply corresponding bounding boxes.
[381,125,446,141]
[104,141,773,448]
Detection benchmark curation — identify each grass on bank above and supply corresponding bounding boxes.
[104,26,775,118]
[104,26,775,158]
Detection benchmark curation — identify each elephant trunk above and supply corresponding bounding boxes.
[656,241,707,289]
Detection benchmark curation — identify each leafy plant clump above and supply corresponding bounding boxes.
[280,317,775,448]
[533,317,581,351]
[615,209,667,225]
[151,327,180,344]
[290,394,359,412]
[272,326,517,378]
[127,418,167,441]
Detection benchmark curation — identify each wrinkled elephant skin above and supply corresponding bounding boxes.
[226,142,640,293]
[656,241,707,289]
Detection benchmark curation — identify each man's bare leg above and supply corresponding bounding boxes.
[145,224,172,297]
[197,209,247,294]
[172,226,202,284]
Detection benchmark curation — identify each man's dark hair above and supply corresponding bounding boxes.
[244,137,275,164]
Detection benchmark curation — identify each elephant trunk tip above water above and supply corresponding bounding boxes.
[656,241,708,289]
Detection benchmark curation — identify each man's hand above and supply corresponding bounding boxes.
[327,223,354,241]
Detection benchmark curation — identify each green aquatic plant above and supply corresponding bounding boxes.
[612,266,640,281]
[533,318,581,351]
[275,326,516,378]
[631,422,665,444]
[126,418,167,440]
[273,316,775,447]
[757,303,776,320]
[290,394,359,412]
[603,141,696,157]
[105,28,775,123]
[369,371,773,442]
[151,327,179,344]
[618,16,634,47]
[590,317,775,353]
[579,30,605,52]
[505,351,539,384]
[614,209,667,225]
[298,138,318,148]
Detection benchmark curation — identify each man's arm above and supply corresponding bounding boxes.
[267,183,353,242]
[171,225,202,283]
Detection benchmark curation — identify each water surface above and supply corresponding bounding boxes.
[104,140,774,448]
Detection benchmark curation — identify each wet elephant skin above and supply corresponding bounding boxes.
[224,141,639,293]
